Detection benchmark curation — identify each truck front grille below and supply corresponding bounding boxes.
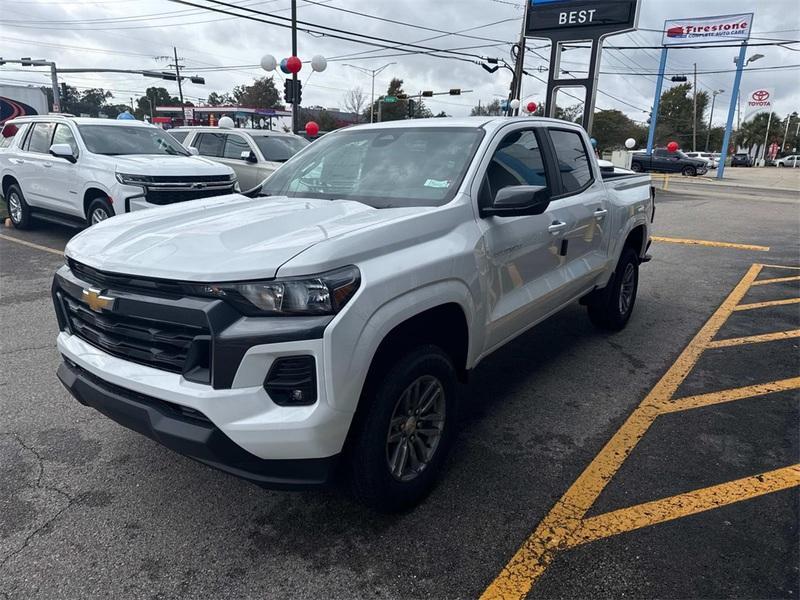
[145,186,234,206]
[60,292,208,375]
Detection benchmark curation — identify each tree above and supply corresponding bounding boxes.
[231,77,284,109]
[133,87,179,119]
[299,108,338,132]
[736,111,781,156]
[365,78,408,122]
[591,109,648,152]
[653,83,709,150]
[206,91,232,106]
[471,99,503,116]
[42,85,113,116]
[433,111,449,118]
[343,87,366,123]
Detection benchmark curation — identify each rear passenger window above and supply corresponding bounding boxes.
[223,135,250,159]
[26,122,55,154]
[195,132,225,157]
[548,129,593,194]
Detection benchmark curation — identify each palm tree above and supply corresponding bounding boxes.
[737,112,778,153]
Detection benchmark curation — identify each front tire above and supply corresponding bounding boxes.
[587,248,640,331]
[347,345,458,512]
[682,166,697,176]
[86,197,113,226]
[6,184,32,229]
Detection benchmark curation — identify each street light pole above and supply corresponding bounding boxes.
[291,0,299,133]
[343,63,395,124]
[692,62,697,152]
[705,89,723,152]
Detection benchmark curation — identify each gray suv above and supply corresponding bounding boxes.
[171,127,309,192]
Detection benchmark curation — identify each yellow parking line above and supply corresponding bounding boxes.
[733,298,800,311]
[0,233,63,256]
[707,329,800,348]
[659,377,800,414]
[567,465,800,547]
[652,236,770,252]
[758,264,800,271]
[480,264,763,600]
[751,275,800,286]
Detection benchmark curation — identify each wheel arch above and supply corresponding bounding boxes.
[83,187,114,218]
[2,174,20,198]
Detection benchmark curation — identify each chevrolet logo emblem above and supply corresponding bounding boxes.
[82,288,115,313]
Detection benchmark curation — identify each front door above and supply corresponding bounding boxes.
[42,123,81,217]
[476,126,575,352]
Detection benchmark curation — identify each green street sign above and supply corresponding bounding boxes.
[383,96,397,103]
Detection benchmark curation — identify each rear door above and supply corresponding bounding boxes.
[18,121,56,209]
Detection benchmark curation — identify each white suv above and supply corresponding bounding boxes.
[0,116,237,229]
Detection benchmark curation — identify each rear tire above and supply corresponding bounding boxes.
[346,345,458,513]
[86,197,113,226]
[6,183,32,230]
[681,166,697,176]
[631,162,643,173]
[587,248,639,331]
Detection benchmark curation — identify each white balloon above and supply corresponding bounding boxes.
[218,116,234,129]
[260,54,277,72]
[311,55,328,72]
[509,98,520,110]
[625,137,636,149]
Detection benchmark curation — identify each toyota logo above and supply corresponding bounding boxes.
[752,90,770,102]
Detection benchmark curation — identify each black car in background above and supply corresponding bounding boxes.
[630,148,709,176]
[731,153,754,167]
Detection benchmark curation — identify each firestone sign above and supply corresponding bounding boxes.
[662,13,753,46]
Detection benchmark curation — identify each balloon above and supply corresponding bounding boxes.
[667,141,679,152]
[590,138,598,148]
[279,58,290,74]
[260,54,277,72]
[286,56,302,74]
[218,116,234,129]
[509,99,520,110]
[526,101,537,113]
[305,121,320,137]
[625,138,636,149]
[311,55,327,72]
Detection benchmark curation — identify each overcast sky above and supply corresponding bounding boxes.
[1,0,798,126]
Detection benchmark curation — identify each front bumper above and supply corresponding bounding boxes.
[57,359,339,489]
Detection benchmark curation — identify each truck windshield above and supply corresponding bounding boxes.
[260,127,484,208]
[78,125,189,156]
[254,135,309,162]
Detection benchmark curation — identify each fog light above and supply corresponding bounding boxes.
[264,356,317,406]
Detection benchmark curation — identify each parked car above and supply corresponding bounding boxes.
[0,116,237,229]
[171,126,309,192]
[52,117,654,512]
[731,153,754,167]
[630,148,708,176]
[775,154,800,168]
[685,151,718,169]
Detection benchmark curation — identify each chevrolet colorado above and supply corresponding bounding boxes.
[52,117,654,511]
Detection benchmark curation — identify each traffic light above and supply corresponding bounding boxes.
[407,99,416,118]
[671,75,688,82]
[61,82,68,98]
[189,76,205,85]
[0,58,5,66]
[449,89,461,96]
[295,81,302,104]
[160,71,178,81]
[284,79,292,103]
[21,57,32,66]
[421,90,433,97]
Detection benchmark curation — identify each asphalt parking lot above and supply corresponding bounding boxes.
[1,176,798,599]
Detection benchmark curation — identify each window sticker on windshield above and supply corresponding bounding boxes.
[424,179,450,188]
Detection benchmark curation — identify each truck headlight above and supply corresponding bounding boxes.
[192,266,360,316]
[115,173,152,185]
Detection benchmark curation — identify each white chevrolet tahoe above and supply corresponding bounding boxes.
[52,117,654,511]
[1,116,237,228]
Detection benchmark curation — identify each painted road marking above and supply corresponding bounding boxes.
[0,234,62,256]
[734,297,800,311]
[652,236,770,252]
[567,465,800,547]
[660,377,800,414]
[707,329,800,348]
[759,264,800,271]
[481,263,799,600]
[752,275,800,286]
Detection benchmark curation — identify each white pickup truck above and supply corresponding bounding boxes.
[52,117,654,511]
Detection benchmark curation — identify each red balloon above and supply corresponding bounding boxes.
[667,141,679,153]
[286,56,302,74]
[305,121,320,137]
[526,102,537,113]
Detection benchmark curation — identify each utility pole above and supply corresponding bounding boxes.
[343,63,395,124]
[781,115,791,154]
[3,59,61,112]
[759,110,773,165]
[172,47,185,108]
[705,89,723,152]
[291,0,299,133]
[509,1,529,116]
[692,62,697,152]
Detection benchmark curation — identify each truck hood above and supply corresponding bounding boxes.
[112,154,232,175]
[65,195,424,281]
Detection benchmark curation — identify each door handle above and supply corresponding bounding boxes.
[42,163,52,168]
[594,208,608,219]
[548,220,568,234]
[9,158,25,165]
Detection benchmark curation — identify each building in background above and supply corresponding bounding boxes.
[0,84,48,124]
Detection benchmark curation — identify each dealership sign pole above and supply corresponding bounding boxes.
[525,0,641,135]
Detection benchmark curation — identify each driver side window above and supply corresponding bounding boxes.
[480,129,548,208]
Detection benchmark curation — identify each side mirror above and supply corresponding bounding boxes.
[187,146,200,156]
[482,185,550,218]
[49,143,76,163]
[241,150,257,163]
